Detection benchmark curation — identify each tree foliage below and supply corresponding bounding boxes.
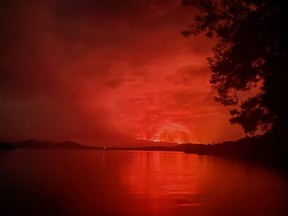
[182,0,288,137]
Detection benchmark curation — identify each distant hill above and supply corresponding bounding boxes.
[0,139,179,151]
[0,142,15,151]
[0,139,190,151]
[0,140,98,150]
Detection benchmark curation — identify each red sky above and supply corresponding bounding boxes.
[0,0,245,145]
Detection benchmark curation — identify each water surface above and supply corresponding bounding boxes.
[1,150,288,216]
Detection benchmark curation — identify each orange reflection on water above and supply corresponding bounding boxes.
[121,151,205,214]
[2,150,288,216]
[119,151,288,216]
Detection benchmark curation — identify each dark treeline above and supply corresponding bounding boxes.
[183,133,288,167]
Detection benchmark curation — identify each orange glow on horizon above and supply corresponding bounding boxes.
[136,122,196,144]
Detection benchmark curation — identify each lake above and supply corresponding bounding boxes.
[1,150,288,216]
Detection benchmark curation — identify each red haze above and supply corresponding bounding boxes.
[0,0,245,145]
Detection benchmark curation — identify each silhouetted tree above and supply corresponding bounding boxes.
[182,0,288,146]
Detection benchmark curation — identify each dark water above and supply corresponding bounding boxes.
[1,150,288,216]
